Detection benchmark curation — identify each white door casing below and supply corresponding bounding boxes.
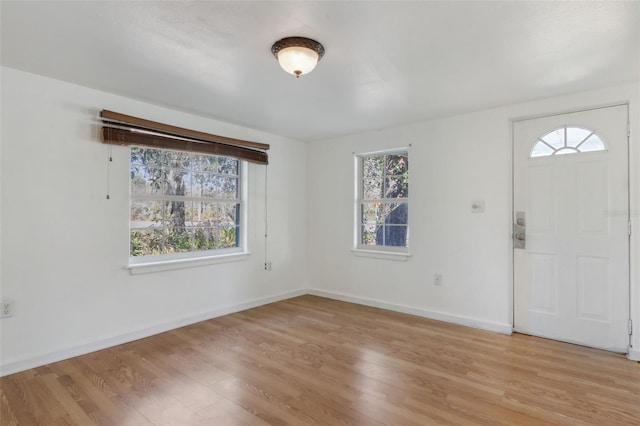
[513,105,629,352]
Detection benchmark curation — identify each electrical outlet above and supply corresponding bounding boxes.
[434,274,443,286]
[265,261,272,271]
[1,300,14,318]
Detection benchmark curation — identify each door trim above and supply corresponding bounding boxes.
[511,102,630,124]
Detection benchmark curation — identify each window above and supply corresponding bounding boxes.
[356,150,409,252]
[129,147,244,260]
[530,126,606,158]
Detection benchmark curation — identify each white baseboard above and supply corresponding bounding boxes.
[0,288,306,377]
[6,286,631,377]
[308,288,513,335]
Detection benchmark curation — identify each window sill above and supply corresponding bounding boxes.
[127,252,251,275]
[351,249,411,262]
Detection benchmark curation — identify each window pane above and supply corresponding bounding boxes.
[165,151,191,169]
[192,203,239,250]
[531,142,554,158]
[566,127,592,148]
[196,174,238,199]
[384,225,408,247]
[579,135,606,152]
[383,203,408,226]
[130,228,164,256]
[165,200,189,228]
[131,147,164,168]
[385,154,408,175]
[131,166,163,195]
[361,202,384,226]
[191,173,205,197]
[360,202,408,247]
[130,147,145,166]
[218,176,239,198]
[182,172,194,197]
[361,224,378,246]
[196,202,238,227]
[130,200,163,227]
[163,169,189,196]
[219,157,239,175]
[194,226,219,250]
[217,226,238,249]
[384,176,408,198]
[192,155,218,172]
[165,227,192,253]
[540,129,564,149]
[363,175,383,200]
[362,157,384,199]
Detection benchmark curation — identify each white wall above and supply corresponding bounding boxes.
[307,82,640,356]
[2,66,638,376]
[0,67,309,375]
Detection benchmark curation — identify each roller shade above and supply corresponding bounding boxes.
[100,110,269,164]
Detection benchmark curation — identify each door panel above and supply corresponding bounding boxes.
[528,165,555,233]
[529,253,557,313]
[513,105,629,352]
[576,256,609,321]
[577,161,607,233]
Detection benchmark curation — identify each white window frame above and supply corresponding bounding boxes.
[128,147,249,273]
[354,148,410,259]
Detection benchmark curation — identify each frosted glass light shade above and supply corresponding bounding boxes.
[271,37,325,78]
[276,47,319,77]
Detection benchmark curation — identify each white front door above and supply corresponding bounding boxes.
[513,105,629,352]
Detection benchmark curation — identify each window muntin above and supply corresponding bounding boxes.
[356,150,409,252]
[130,147,243,260]
[530,126,606,158]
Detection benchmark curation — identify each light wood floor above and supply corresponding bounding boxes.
[1,295,639,425]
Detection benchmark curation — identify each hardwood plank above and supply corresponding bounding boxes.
[37,374,96,426]
[0,386,23,426]
[1,295,639,425]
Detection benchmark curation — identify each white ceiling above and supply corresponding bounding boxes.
[1,1,638,142]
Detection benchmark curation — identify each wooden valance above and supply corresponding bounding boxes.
[100,110,269,165]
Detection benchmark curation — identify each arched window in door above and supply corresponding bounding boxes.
[530,126,606,158]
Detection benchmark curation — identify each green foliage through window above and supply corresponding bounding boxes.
[130,147,241,257]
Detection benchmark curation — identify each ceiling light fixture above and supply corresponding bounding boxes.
[271,37,325,78]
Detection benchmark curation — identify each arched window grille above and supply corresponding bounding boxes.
[530,126,606,158]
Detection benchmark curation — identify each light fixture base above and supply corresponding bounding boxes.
[271,37,325,59]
